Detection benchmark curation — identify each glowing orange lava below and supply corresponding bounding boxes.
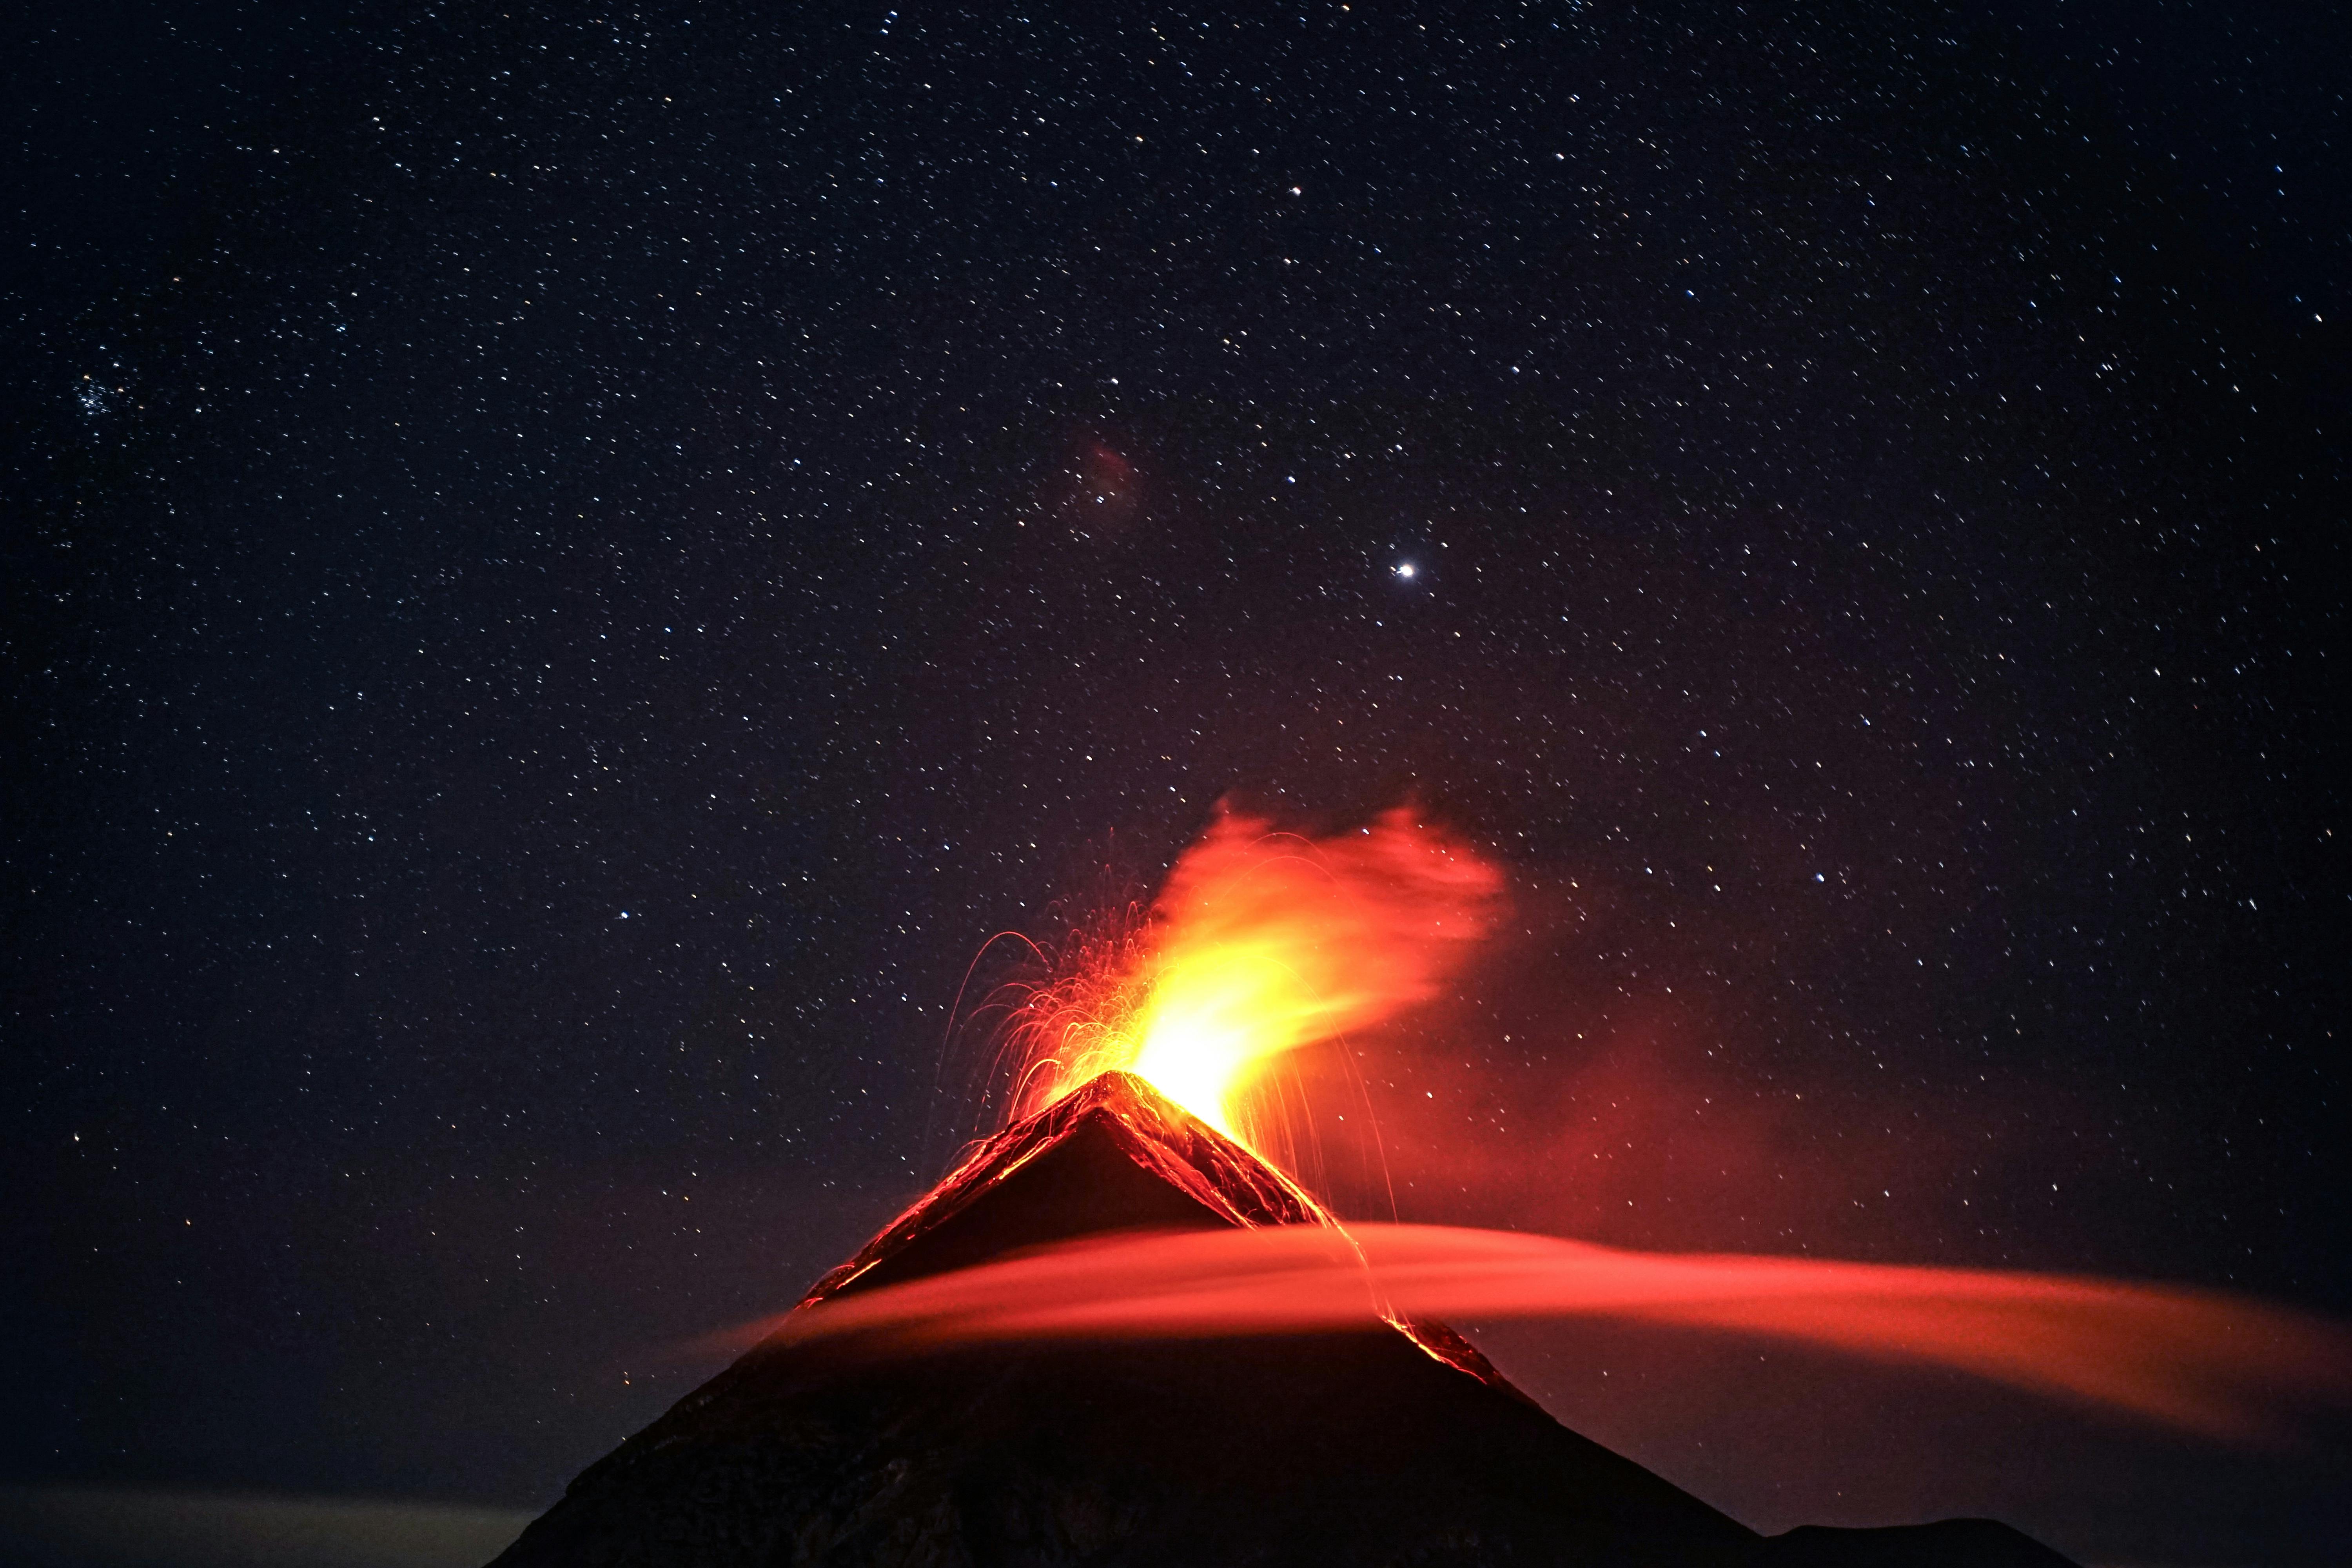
[1008,807,1504,1146]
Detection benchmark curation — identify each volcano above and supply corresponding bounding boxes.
[491,1073,2073,1566]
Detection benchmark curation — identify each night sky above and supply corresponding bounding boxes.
[6,2,2346,1564]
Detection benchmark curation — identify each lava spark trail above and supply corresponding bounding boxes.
[717,1223,2352,1443]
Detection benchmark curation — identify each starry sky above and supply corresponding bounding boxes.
[5,2,2345,1564]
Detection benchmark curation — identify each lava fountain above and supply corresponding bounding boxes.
[1001,804,1503,1151]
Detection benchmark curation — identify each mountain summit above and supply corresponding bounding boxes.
[490,1072,2072,1566]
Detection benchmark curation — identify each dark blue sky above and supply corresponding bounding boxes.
[5,3,2344,1563]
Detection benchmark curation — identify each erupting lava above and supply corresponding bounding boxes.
[1005,806,1502,1147]
[817,803,2352,1444]
[510,808,2352,1568]
[746,801,2352,1447]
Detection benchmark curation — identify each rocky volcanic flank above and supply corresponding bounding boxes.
[490,1072,2074,1568]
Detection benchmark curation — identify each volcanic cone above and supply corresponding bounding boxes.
[490,1072,2072,1567]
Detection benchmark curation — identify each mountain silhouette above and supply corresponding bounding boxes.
[490,1072,2073,1567]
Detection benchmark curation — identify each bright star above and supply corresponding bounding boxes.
[1394,561,1417,579]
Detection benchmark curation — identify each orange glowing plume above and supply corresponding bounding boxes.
[1005,807,1504,1146]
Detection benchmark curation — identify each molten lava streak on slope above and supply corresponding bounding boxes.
[829,804,1510,1381]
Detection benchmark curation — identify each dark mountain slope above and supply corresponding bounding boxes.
[491,1074,2069,1568]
